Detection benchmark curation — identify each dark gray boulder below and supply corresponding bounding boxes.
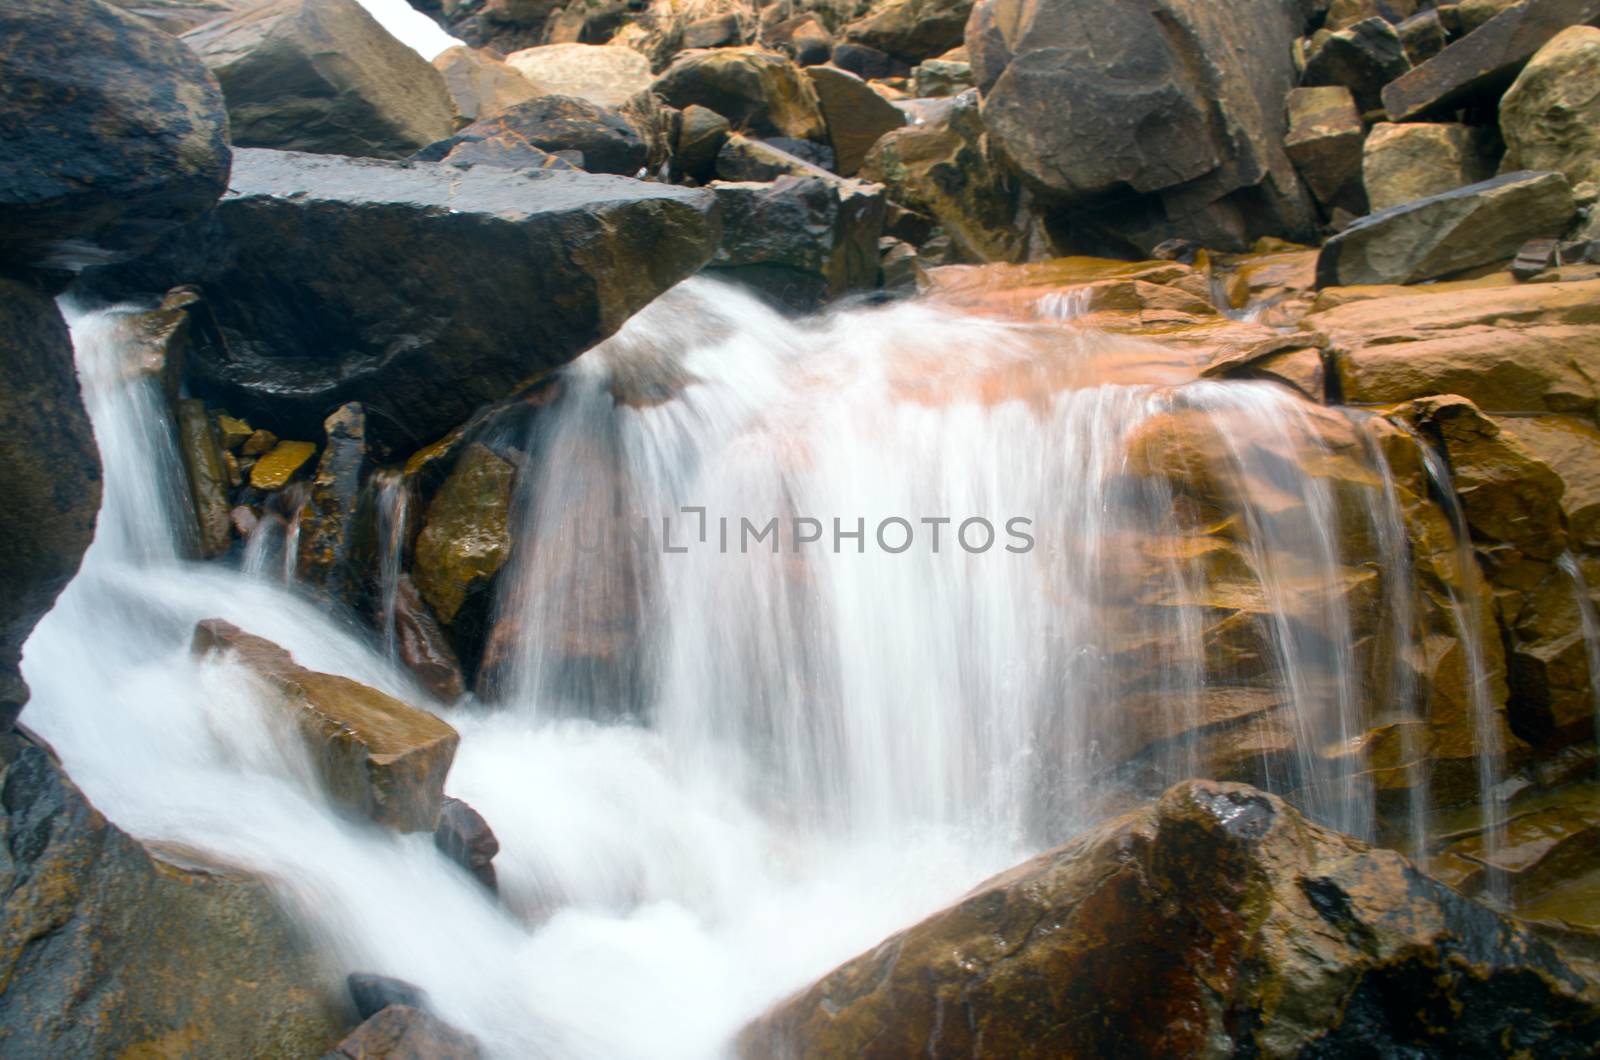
[709,175,886,306]
[1302,16,1411,112]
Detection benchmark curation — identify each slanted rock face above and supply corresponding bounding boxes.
[1500,26,1600,188]
[0,0,231,267]
[192,619,460,832]
[0,730,345,1055]
[653,48,827,143]
[739,780,1600,1058]
[806,64,905,177]
[79,148,719,449]
[183,0,456,160]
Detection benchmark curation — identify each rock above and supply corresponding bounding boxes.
[839,0,973,65]
[765,14,832,66]
[1303,16,1412,112]
[617,89,678,175]
[0,0,230,267]
[388,575,467,704]
[250,440,318,491]
[830,41,909,81]
[911,57,972,97]
[674,104,732,182]
[414,444,516,674]
[432,45,542,128]
[295,403,370,600]
[963,0,1007,93]
[1439,798,1600,902]
[805,65,904,177]
[503,43,653,108]
[1500,26,1600,188]
[348,972,430,1020]
[709,176,886,305]
[1503,416,1600,548]
[0,729,345,1055]
[716,133,837,182]
[653,47,826,143]
[434,796,500,891]
[1362,121,1495,212]
[1324,0,1421,30]
[1284,86,1368,216]
[1382,0,1600,121]
[1504,552,1600,746]
[738,780,1600,1058]
[177,398,234,559]
[193,619,459,832]
[80,149,718,449]
[327,1005,480,1059]
[1459,0,1525,33]
[1513,237,1564,278]
[859,90,1021,262]
[416,95,649,176]
[215,413,253,450]
[1397,8,1449,63]
[976,0,1317,253]
[431,0,562,52]
[243,428,278,457]
[105,0,244,34]
[0,280,101,728]
[682,12,743,49]
[182,0,455,160]
[1316,170,1576,286]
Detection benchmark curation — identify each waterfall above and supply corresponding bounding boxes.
[372,469,415,660]
[23,278,1469,1057]
[1556,552,1600,773]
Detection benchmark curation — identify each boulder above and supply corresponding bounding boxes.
[1362,121,1495,212]
[830,41,909,80]
[1382,0,1600,121]
[653,48,827,143]
[348,972,430,1020]
[1316,170,1576,286]
[0,0,230,267]
[432,45,542,128]
[1397,7,1449,62]
[503,43,653,108]
[414,443,516,674]
[104,0,244,34]
[416,95,650,176]
[182,0,455,160]
[674,104,732,182]
[709,176,887,305]
[1284,86,1368,215]
[911,57,973,97]
[1302,16,1411,112]
[682,12,743,49]
[807,65,906,177]
[1500,26,1600,188]
[739,780,1600,1058]
[838,0,973,65]
[434,796,500,891]
[387,574,468,704]
[176,398,234,559]
[192,619,459,832]
[327,1004,480,1059]
[0,280,101,728]
[79,149,718,449]
[295,403,371,601]
[0,729,345,1055]
[764,14,832,66]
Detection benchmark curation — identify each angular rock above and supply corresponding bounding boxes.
[295,403,370,600]
[192,619,459,832]
[328,1004,480,1059]
[177,398,234,559]
[80,149,718,448]
[1284,86,1368,215]
[764,14,832,66]
[1459,0,1525,33]
[348,972,430,1020]
[432,45,542,128]
[434,796,500,891]
[682,12,743,49]
[251,440,317,491]
[0,0,230,266]
[709,176,886,305]
[503,43,653,108]
[1363,121,1495,212]
[1513,236,1563,279]
[1303,16,1412,112]
[183,0,455,160]
[414,444,516,674]
[674,104,732,182]
[739,780,1600,1058]
[388,575,467,704]
[1382,0,1600,120]
[716,133,837,182]
[431,0,563,53]
[0,729,345,1055]
[653,47,826,143]
[0,280,101,728]
[964,0,1008,94]
[839,0,973,65]
[911,57,972,97]
[829,41,909,81]
[806,64,906,177]
[1316,170,1576,286]
[1397,8,1449,63]
[416,95,649,176]
[1500,26,1600,188]
[105,0,244,34]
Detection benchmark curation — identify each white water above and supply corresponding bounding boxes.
[27,281,1435,1056]
[355,0,462,61]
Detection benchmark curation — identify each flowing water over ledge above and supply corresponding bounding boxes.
[23,278,1504,1056]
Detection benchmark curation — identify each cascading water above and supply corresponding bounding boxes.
[25,277,1458,1057]
[1557,552,1600,773]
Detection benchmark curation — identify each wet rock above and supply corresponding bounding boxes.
[1362,121,1495,212]
[1316,170,1576,286]
[674,104,732,182]
[1437,797,1600,902]
[653,47,826,143]
[327,1004,480,1059]
[193,619,459,832]
[432,45,542,128]
[1303,16,1412,112]
[0,280,102,728]
[1500,26,1600,188]
[387,574,467,704]
[1284,86,1368,216]
[503,43,653,108]
[806,65,905,177]
[435,796,500,891]
[126,287,200,403]
[738,779,1600,1058]
[80,148,718,449]
[251,440,318,491]
[1503,552,1600,747]
[0,729,345,1055]
[0,0,230,267]
[242,428,278,457]
[838,0,972,65]
[414,444,516,674]
[348,973,430,1019]
[215,413,253,451]
[177,398,235,559]
[296,403,371,601]
[183,0,455,160]
[764,14,832,66]
[709,176,886,306]
[416,95,649,176]
[1382,0,1600,120]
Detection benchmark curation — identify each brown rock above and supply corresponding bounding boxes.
[431,45,541,128]
[435,796,499,891]
[806,64,905,177]
[652,47,826,143]
[1362,121,1494,213]
[764,14,831,66]
[177,398,233,559]
[414,443,515,629]
[416,94,651,176]
[1284,86,1368,215]
[838,0,973,65]
[387,574,467,704]
[1499,26,1600,188]
[327,1005,480,1059]
[502,44,653,108]
[250,439,318,491]
[1302,16,1411,112]
[674,104,731,181]
[295,402,370,601]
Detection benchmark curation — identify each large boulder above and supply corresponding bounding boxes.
[1283,86,1367,215]
[0,0,230,267]
[653,48,827,143]
[739,780,1600,1057]
[183,0,456,160]
[432,45,542,127]
[0,729,345,1055]
[709,176,887,305]
[1316,170,1575,286]
[972,0,1317,252]
[503,43,653,108]
[0,280,102,728]
[1362,122,1495,212]
[416,95,650,176]
[193,619,459,832]
[1302,15,1411,112]
[79,148,718,448]
[806,65,906,177]
[1499,26,1600,188]
[838,0,973,65]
